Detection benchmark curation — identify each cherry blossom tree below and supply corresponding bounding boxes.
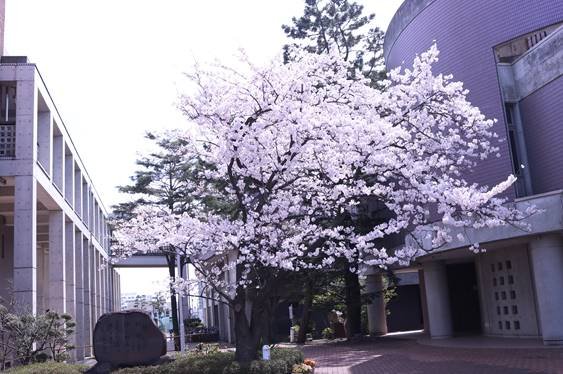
[113,45,530,363]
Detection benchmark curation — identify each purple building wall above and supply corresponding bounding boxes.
[384,0,563,200]
[520,77,563,194]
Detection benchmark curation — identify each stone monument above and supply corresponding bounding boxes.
[90,310,167,371]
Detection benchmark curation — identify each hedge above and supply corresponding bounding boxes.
[5,362,87,374]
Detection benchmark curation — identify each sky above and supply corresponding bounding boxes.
[5,0,403,295]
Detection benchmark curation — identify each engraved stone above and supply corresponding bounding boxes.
[93,310,166,367]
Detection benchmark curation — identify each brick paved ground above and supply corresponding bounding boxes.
[300,338,563,374]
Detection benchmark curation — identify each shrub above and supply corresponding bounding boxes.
[114,351,235,374]
[270,348,304,367]
[222,361,241,374]
[0,306,75,367]
[114,348,304,374]
[321,327,334,340]
[249,359,288,374]
[291,363,313,374]
[5,362,86,374]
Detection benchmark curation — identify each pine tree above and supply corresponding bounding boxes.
[282,0,385,87]
[283,0,387,339]
[113,131,201,351]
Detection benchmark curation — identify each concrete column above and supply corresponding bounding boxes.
[65,222,75,317]
[64,153,74,206]
[82,239,92,357]
[106,262,111,312]
[14,175,37,314]
[96,252,102,318]
[15,77,37,161]
[116,272,121,311]
[418,269,430,334]
[52,133,64,192]
[74,232,84,361]
[37,111,52,175]
[74,169,82,217]
[422,261,452,339]
[48,210,66,313]
[365,273,388,336]
[530,235,563,345]
[100,257,106,314]
[90,245,97,325]
[82,182,88,222]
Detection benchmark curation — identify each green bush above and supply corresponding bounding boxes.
[270,348,304,368]
[113,348,304,374]
[5,362,86,374]
[114,351,235,374]
[249,359,288,374]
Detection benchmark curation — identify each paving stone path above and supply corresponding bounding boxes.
[300,338,563,374]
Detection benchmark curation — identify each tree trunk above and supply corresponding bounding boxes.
[167,255,181,351]
[344,269,362,338]
[297,280,313,343]
[233,295,262,364]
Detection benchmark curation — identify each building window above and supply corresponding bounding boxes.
[506,260,512,270]
[514,321,520,330]
[504,103,532,197]
[505,321,511,330]
[512,305,518,315]
[499,276,505,286]
[510,290,516,299]
[508,275,514,285]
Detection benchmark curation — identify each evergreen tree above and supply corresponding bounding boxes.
[113,131,202,351]
[282,0,385,87]
[282,0,387,339]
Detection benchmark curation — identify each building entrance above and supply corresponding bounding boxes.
[446,262,482,334]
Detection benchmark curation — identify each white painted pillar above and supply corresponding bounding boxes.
[83,239,92,357]
[48,210,66,313]
[74,232,84,361]
[530,235,563,345]
[422,261,452,339]
[365,273,388,336]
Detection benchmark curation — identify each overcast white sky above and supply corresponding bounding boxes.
[5,0,403,294]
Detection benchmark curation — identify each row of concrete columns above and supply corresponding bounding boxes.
[422,234,563,345]
[12,176,121,361]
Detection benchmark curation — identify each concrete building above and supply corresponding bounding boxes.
[365,0,563,345]
[0,2,121,361]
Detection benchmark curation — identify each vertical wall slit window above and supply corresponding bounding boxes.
[0,85,16,159]
[504,102,532,197]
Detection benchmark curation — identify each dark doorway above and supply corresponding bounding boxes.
[387,285,424,332]
[446,262,482,334]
